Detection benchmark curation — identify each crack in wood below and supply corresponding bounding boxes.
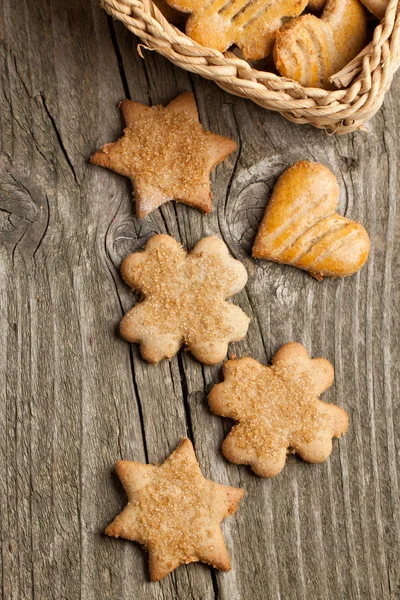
[39,93,79,185]
[104,208,150,463]
[106,16,131,101]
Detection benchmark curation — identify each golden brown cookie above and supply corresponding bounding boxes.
[252,161,370,280]
[120,234,250,364]
[90,92,237,218]
[105,438,244,581]
[359,0,388,18]
[208,343,349,477]
[274,0,367,88]
[165,0,308,60]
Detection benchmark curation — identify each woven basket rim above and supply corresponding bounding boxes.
[102,0,400,133]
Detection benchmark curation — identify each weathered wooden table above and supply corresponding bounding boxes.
[1,2,399,599]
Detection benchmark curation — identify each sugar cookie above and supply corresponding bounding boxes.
[105,438,244,581]
[120,234,250,364]
[209,343,349,477]
[90,92,237,218]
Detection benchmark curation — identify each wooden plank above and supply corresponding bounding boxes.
[0,0,399,598]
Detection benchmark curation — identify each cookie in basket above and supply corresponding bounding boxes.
[208,343,349,477]
[274,0,368,88]
[105,438,244,580]
[119,234,250,364]
[252,161,370,279]
[90,92,237,218]
[165,0,309,60]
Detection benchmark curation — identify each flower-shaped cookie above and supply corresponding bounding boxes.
[120,234,250,364]
[105,439,244,581]
[209,343,348,477]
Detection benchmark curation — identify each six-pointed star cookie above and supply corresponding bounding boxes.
[105,438,244,581]
[119,234,250,364]
[208,342,349,477]
[90,92,237,218]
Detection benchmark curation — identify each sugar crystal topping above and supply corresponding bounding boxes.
[223,360,327,458]
[128,243,242,343]
[114,107,210,198]
[133,449,220,565]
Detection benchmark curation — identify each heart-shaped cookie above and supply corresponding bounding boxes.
[274,0,367,88]
[252,161,370,280]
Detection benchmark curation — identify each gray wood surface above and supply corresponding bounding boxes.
[1,1,399,598]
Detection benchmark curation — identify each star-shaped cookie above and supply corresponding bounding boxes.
[105,438,244,581]
[119,234,250,364]
[208,343,348,477]
[90,92,237,218]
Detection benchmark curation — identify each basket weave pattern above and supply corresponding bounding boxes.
[102,0,400,133]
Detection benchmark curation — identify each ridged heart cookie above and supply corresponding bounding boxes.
[165,0,308,60]
[252,161,370,279]
[274,0,367,88]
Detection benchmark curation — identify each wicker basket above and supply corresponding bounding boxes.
[102,0,400,133]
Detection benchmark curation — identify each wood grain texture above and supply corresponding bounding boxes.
[0,1,399,598]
